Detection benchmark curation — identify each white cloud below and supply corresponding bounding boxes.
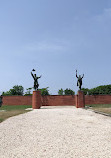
[94,8,111,21]
[24,39,69,53]
[104,8,111,17]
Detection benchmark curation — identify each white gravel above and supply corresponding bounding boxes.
[0,106,111,158]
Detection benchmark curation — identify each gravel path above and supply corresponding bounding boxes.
[0,106,111,158]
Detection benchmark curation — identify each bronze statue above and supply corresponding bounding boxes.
[76,70,84,90]
[31,69,41,90]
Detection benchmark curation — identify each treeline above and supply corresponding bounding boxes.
[58,85,111,95]
[82,85,111,95]
[2,85,111,96]
[58,88,75,95]
[2,85,50,96]
[2,86,75,96]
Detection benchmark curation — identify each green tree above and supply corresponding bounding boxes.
[2,85,24,96]
[24,88,32,96]
[58,88,64,95]
[39,87,50,96]
[2,91,11,96]
[81,88,89,95]
[64,88,75,95]
[82,85,111,95]
[89,85,111,95]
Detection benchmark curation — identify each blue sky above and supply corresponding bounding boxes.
[0,0,111,94]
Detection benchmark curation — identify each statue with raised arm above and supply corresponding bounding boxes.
[76,70,84,90]
[31,69,42,90]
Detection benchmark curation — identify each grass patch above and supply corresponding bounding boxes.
[87,104,111,115]
[0,105,32,111]
[92,108,111,115]
[0,105,32,123]
[0,118,4,122]
[87,104,111,108]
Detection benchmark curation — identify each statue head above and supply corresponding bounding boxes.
[78,75,81,79]
[34,74,36,77]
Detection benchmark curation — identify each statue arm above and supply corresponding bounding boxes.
[37,75,42,79]
[82,74,84,78]
[76,70,78,78]
[31,72,35,79]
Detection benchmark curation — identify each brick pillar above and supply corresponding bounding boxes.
[32,91,42,109]
[0,96,3,107]
[76,91,85,108]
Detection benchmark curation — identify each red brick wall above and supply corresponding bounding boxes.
[2,95,75,106]
[2,96,32,106]
[42,95,75,106]
[85,95,111,105]
[2,95,111,106]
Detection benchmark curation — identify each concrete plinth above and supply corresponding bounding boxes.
[76,91,85,108]
[32,91,42,109]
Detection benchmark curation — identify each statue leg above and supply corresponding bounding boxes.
[37,83,39,89]
[34,85,36,90]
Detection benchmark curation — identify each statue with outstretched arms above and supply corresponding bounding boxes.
[31,69,42,90]
[76,70,84,90]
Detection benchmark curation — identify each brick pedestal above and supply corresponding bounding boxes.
[76,91,85,108]
[32,91,42,109]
